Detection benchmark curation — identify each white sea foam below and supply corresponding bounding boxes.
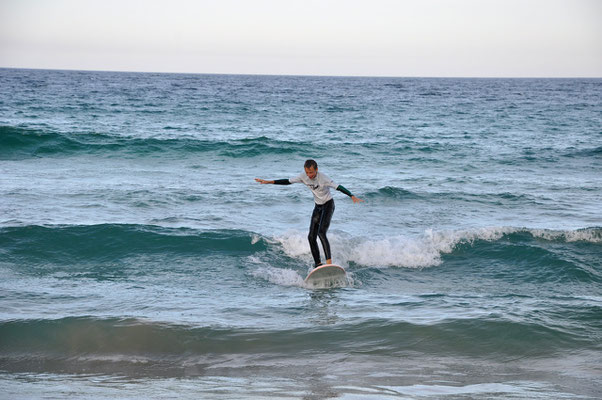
[248,252,353,289]
[275,230,312,258]
[272,226,600,269]
[251,266,307,288]
[274,227,514,268]
[342,227,517,268]
[250,234,261,245]
[251,265,353,289]
[529,227,602,243]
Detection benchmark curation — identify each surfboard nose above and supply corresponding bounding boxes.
[304,264,347,289]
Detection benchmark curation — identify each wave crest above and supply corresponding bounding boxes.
[275,227,601,269]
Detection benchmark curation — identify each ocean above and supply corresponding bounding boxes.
[0,68,600,399]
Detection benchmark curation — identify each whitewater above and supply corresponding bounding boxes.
[0,68,601,399]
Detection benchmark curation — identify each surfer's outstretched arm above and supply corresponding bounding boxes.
[336,185,364,204]
[255,178,291,185]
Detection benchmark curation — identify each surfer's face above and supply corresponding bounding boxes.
[305,166,318,180]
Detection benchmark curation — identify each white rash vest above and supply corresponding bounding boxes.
[289,172,338,205]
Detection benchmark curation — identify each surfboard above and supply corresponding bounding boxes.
[304,264,347,288]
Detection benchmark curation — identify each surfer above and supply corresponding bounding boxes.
[255,159,363,268]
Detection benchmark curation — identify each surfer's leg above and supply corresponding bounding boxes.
[317,199,335,264]
[308,204,322,267]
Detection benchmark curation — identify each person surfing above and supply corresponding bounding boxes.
[255,159,363,268]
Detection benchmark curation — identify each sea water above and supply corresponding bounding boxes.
[0,69,600,399]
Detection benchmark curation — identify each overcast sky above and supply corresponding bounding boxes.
[1,0,600,77]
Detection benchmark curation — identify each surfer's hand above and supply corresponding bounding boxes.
[351,195,364,204]
[255,178,272,184]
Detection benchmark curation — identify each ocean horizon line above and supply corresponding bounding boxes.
[1,65,600,80]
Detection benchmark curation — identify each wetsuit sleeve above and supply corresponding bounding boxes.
[336,185,354,197]
[273,179,291,185]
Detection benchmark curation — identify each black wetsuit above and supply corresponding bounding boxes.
[274,173,354,267]
[308,199,335,267]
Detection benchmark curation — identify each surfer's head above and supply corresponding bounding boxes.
[304,159,318,180]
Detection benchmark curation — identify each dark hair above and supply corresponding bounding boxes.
[304,159,318,170]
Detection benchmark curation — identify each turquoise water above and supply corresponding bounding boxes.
[1,69,601,399]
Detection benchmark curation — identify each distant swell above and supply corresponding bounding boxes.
[365,186,422,201]
[364,186,551,206]
[564,145,602,158]
[0,125,312,159]
[0,224,267,265]
[0,126,87,158]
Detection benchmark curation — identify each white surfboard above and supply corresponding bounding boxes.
[304,264,347,288]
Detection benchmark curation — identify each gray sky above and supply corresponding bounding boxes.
[1,0,600,77]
